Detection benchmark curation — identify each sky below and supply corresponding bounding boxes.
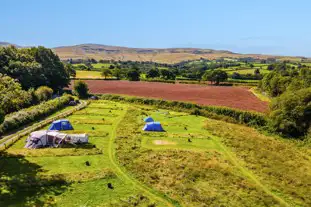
[1,0,311,56]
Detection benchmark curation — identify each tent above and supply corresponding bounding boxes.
[144,117,154,122]
[24,130,88,149]
[48,119,73,131]
[143,122,164,132]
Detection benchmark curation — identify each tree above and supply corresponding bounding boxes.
[112,69,123,80]
[269,88,311,137]
[85,62,93,70]
[109,65,115,69]
[65,63,76,78]
[35,86,53,102]
[126,69,140,81]
[202,70,228,85]
[146,68,160,78]
[101,68,112,79]
[0,74,34,114]
[160,69,175,80]
[74,80,89,98]
[254,68,260,75]
[31,46,70,91]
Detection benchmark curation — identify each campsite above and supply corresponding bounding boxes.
[1,99,311,206]
[2,1,311,206]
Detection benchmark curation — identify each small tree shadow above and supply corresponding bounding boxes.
[0,151,70,206]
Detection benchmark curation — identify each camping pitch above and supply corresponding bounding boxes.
[48,119,73,130]
[24,130,88,149]
[143,122,164,132]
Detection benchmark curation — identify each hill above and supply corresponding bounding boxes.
[1,42,307,63]
[0,42,21,48]
[53,43,300,63]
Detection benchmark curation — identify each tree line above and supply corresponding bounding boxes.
[259,62,311,138]
[0,46,73,124]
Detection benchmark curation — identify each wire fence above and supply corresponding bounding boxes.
[0,101,89,152]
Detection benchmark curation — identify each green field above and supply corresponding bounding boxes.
[1,100,311,206]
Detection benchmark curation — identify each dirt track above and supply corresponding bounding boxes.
[71,80,268,112]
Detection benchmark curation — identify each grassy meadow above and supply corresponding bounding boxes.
[1,100,311,206]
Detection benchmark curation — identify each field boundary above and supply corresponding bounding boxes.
[0,101,88,152]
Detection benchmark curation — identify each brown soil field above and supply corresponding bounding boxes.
[71,80,268,112]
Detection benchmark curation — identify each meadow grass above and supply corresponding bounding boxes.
[2,99,311,206]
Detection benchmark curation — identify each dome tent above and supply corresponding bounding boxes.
[143,122,164,132]
[144,117,154,122]
[48,119,73,131]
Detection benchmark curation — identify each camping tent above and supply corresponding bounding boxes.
[48,119,73,130]
[144,117,154,122]
[143,122,164,132]
[24,130,88,149]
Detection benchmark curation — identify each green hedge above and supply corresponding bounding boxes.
[140,78,176,84]
[0,95,73,136]
[100,94,268,127]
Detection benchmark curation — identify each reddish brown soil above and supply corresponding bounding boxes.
[71,80,268,113]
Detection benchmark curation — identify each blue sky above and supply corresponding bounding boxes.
[1,0,311,56]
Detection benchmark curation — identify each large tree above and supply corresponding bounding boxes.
[202,70,228,85]
[31,46,70,91]
[269,88,311,137]
[0,46,70,91]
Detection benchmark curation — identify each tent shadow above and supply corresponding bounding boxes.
[0,151,70,206]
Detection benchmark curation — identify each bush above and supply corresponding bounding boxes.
[35,86,53,102]
[74,80,89,98]
[269,88,311,137]
[100,94,267,127]
[0,95,72,135]
[126,70,140,81]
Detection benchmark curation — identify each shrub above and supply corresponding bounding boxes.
[126,70,140,81]
[269,88,311,137]
[0,95,72,135]
[74,80,89,98]
[35,86,53,102]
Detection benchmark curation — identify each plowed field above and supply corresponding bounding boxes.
[72,80,268,112]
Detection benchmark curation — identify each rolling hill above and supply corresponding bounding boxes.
[1,42,307,63]
[53,43,283,63]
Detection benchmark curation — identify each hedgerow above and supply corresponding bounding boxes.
[100,94,267,127]
[0,95,73,135]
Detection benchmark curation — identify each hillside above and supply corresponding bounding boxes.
[0,42,21,48]
[53,43,296,63]
[1,42,306,63]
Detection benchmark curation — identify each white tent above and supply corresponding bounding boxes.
[24,130,88,149]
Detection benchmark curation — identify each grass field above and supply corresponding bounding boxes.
[1,100,311,206]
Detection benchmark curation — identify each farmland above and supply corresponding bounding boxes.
[75,70,102,79]
[1,100,311,206]
[71,80,268,112]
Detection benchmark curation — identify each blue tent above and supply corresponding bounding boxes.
[48,119,73,131]
[143,122,164,132]
[144,117,154,122]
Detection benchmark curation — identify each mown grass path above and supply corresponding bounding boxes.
[108,106,180,207]
[208,133,290,207]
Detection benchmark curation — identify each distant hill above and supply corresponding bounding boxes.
[0,42,21,48]
[53,44,303,63]
[1,42,306,63]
